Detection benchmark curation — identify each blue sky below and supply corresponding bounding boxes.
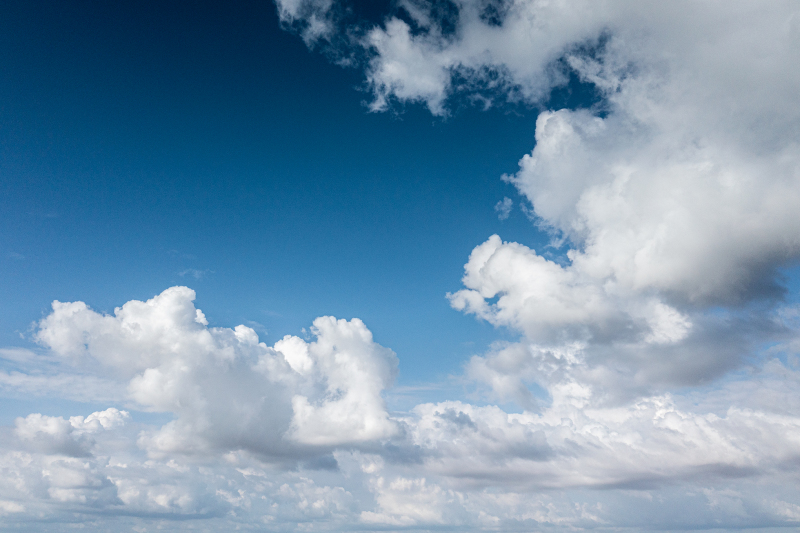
[2,1,800,531]
[0,0,556,391]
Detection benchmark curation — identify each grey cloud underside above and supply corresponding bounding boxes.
[2,0,800,529]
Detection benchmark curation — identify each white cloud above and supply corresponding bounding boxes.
[249,1,800,528]
[447,235,765,400]
[274,0,338,46]
[509,107,800,306]
[363,0,608,114]
[3,0,800,529]
[494,196,512,220]
[1,288,800,530]
[323,0,800,341]
[13,408,129,458]
[0,500,24,515]
[286,316,399,446]
[14,413,92,457]
[33,287,398,459]
[361,476,458,525]
[404,388,800,491]
[364,0,798,404]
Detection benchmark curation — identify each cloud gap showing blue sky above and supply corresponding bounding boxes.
[1,0,800,530]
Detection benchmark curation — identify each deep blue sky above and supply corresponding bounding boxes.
[0,0,565,397]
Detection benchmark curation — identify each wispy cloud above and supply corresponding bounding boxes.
[494,197,512,220]
[178,268,213,280]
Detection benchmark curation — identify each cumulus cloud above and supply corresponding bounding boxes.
[277,0,800,401]
[237,0,800,528]
[448,234,782,401]
[350,0,800,404]
[34,287,398,460]
[290,0,800,315]
[14,408,128,457]
[281,316,399,446]
[2,0,800,529]
[0,288,800,529]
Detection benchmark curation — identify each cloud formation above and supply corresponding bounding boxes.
[494,196,512,220]
[2,0,800,529]
[271,0,800,528]
[0,287,799,529]
[353,0,800,404]
[34,287,399,461]
[275,0,338,45]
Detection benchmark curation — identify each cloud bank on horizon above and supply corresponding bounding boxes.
[2,0,800,530]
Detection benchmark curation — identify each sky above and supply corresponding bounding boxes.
[1,0,800,531]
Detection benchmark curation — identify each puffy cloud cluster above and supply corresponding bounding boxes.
[331,0,800,402]
[263,0,800,529]
[0,410,365,524]
[35,286,398,460]
[3,0,800,529]
[14,408,128,457]
[1,289,800,530]
[450,235,775,401]
[0,288,403,526]
[275,0,800,399]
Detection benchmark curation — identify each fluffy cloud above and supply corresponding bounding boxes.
[280,317,399,446]
[449,235,779,401]
[338,0,800,307]
[2,0,800,529]
[278,1,800,399]
[14,408,128,457]
[352,0,800,403]
[253,0,800,529]
[1,288,800,529]
[34,287,398,460]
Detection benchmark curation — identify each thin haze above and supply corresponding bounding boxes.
[1,0,800,531]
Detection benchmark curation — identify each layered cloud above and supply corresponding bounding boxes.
[1,288,800,529]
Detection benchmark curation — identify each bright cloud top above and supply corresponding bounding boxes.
[36,287,399,458]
